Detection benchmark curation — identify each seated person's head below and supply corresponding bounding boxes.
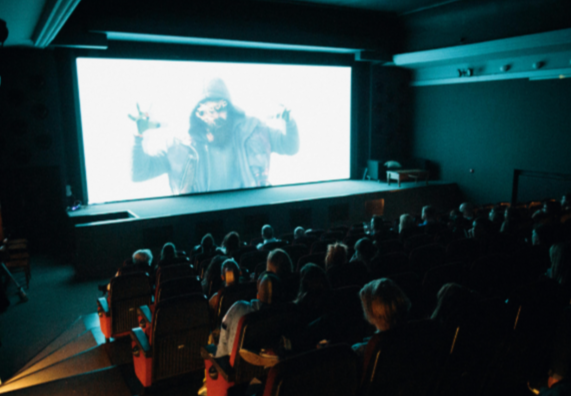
[266,249,293,277]
[371,215,384,233]
[533,223,561,247]
[550,241,571,286]
[221,259,241,286]
[421,205,436,222]
[297,263,330,297]
[294,226,305,239]
[353,237,375,263]
[431,283,477,327]
[398,214,415,233]
[261,224,274,240]
[133,249,153,267]
[471,217,491,239]
[201,233,215,250]
[562,193,571,209]
[222,231,241,253]
[160,242,177,261]
[325,242,348,270]
[359,278,411,331]
[459,202,475,219]
[543,200,562,215]
[257,272,283,304]
[488,206,504,224]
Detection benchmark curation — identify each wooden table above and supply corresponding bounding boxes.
[386,169,429,187]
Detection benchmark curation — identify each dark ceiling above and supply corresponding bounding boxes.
[266,0,462,15]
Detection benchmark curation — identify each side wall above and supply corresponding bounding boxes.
[411,78,571,204]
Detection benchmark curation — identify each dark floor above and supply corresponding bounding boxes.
[0,255,107,382]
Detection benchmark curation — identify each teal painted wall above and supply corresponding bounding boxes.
[411,78,571,204]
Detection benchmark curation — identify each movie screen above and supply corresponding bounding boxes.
[76,58,352,204]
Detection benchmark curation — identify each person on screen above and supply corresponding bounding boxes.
[129,78,300,194]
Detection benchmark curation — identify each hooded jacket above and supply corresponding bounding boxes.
[131,78,299,194]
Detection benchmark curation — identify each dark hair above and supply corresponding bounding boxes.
[257,272,283,304]
[297,263,330,299]
[221,259,241,285]
[201,233,215,249]
[431,283,477,327]
[262,224,274,239]
[222,231,241,254]
[161,242,177,261]
[354,238,375,262]
[267,249,293,276]
[188,98,238,145]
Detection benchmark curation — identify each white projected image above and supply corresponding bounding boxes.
[76,58,352,204]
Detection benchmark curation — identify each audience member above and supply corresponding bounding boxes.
[221,231,241,257]
[325,242,348,271]
[193,233,219,257]
[295,263,331,321]
[293,226,306,239]
[419,205,437,226]
[533,200,563,226]
[266,248,293,277]
[257,224,279,250]
[215,273,283,357]
[488,205,505,233]
[431,283,478,329]
[352,278,411,354]
[350,237,376,267]
[209,259,242,312]
[398,213,416,240]
[370,215,385,236]
[549,242,571,289]
[201,255,228,297]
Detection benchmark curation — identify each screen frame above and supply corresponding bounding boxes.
[65,42,362,205]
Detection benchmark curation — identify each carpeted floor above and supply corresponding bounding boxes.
[0,255,108,382]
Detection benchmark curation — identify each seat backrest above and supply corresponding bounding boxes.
[262,240,288,251]
[467,255,512,298]
[421,263,465,313]
[409,244,446,275]
[311,239,336,254]
[446,238,479,263]
[362,320,449,396]
[230,304,301,384]
[156,263,195,287]
[369,252,410,278]
[109,272,152,335]
[297,253,326,272]
[377,239,404,255]
[151,293,210,381]
[292,235,317,247]
[404,234,435,252]
[321,231,344,241]
[282,244,309,268]
[156,275,203,304]
[214,282,258,329]
[240,250,269,273]
[263,344,359,396]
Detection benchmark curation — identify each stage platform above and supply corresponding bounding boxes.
[67,180,461,278]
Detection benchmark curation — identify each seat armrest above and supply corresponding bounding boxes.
[138,305,152,325]
[131,327,152,358]
[201,345,234,382]
[97,297,109,316]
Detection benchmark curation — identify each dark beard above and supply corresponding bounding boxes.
[207,122,233,148]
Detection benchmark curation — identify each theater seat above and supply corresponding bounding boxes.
[263,344,359,396]
[202,304,300,396]
[212,282,258,338]
[97,272,152,342]
[131,293,210,388]
[155,263,195,287]
[361,320,449,396]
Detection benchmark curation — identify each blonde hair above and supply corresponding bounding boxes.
[359,278,411,331]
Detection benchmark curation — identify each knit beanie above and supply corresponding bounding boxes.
[202,78,231,102]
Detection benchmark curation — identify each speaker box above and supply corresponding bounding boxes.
[367,160,384,180]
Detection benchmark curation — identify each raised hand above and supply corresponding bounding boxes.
[128,103,161,135]
[275,105,292,123]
